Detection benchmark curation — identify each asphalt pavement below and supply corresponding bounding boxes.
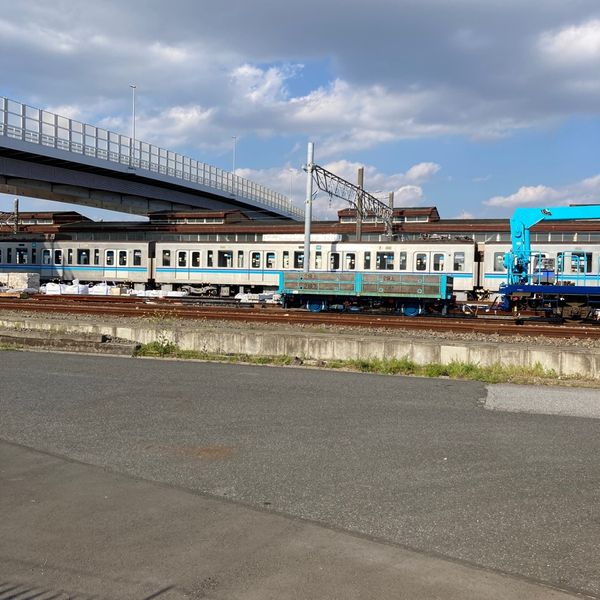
[1,351,599,598]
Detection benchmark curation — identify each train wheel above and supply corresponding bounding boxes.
[402,304,421,317]
[307,300,325,312]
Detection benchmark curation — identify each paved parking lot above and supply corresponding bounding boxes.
[1,351,599,597]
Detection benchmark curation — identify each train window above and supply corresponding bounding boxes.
[207,250,213,267]
[67,249,74,265]
[532,254,547,271]
[105,250,115,266]
[162,250,171,266]
[493,252,505,272]
[364,252,371,269]
[315,251,322,269]
[236,250,243,268]
[266,252,276,269]
[133,249,142,266]
[294,251,304,269]
[453,252,465,272]
[329,252,340,270]
[0,249,2,262]
[118,250,127,266]
[177,251,187,268]
[415,253,427,271]
[192,252,201,268]
[218,251,233,268]
[251,251,261,268]
[54,249,62,265]
[32,248,37,264]
[282,251,289,269]
[559,251,592,273]
[42,249,51,265]
[77,249,90,265]
[16,248,28,264]
[376,252,394,270]
[345,253,356,270]
[433,253,445,271]
[399,252,407,270]
[94,249,100,265]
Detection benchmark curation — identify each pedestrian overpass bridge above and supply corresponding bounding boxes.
[0,97,303,221]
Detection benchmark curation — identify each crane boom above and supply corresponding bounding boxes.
[505,205,600,285]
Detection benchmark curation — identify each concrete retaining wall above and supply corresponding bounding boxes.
[0,316,597,378]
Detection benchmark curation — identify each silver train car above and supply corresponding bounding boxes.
[4,234,600,305]
[0,240,151,285]
[152,236,477,300]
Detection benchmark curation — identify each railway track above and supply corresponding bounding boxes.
[1,294,599,339]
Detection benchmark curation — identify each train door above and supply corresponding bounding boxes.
[431,252,447,272]
[250,250,264,281]
[117,249,128,280]
[415,251,447,273]
[176,250,189,280]
[53,248,64,279]
[104,249,117,279]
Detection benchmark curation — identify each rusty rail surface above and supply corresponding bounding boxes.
[1,295,599,339]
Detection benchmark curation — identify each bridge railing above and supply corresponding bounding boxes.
[0,97,303,219]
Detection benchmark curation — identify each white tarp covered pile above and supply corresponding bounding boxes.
[41,281,135,296]
[89,282,113,295]
[235,292,281,304]
[131,289,189,298]
[0,272,40,292]
[43,279,90,295]
[44,282,87,295]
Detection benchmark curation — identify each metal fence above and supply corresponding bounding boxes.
[0,97,303,219]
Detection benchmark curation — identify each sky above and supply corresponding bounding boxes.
[3,0,600,221]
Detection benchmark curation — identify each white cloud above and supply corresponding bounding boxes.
[394,185,424,205]
[455,210,474,219]
[231,64,297,105]
[150,42,190,64]
[403,163,441,184]
[484,174,600,210]
[539,19,600,66]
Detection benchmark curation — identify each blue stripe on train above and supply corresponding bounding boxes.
[154,267,473,278]
[0,264,147,272]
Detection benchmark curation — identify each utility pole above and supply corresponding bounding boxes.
[356,167,364,242]
[303,142,314,273]
[13,197,19,234]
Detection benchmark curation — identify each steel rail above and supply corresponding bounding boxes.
[1,296,599,339]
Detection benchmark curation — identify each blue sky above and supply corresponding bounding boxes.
[3,0,600,221]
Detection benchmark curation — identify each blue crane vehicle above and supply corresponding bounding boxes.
[501,205,600,318]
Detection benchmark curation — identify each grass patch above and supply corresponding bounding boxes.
[133,342,587,385]
[0,343,20,351]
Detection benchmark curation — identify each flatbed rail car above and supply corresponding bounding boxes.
[280,271,454,315]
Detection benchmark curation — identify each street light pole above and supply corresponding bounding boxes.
[129,84,136,169]
[232,136,237,174]
[232,136,237,197]
[288,168,295,201]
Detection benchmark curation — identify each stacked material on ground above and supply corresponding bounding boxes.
[131,289,188,298]
[0,272,40,292]
[235,292,281,304]
[44,282,90,295]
